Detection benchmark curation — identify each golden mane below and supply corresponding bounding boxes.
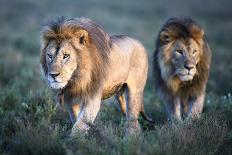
[40,17,111,98]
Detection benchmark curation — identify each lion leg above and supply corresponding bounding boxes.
[173,97,182,120]
[116,87,127,115]
[187,92,205,119]
[125,88,142,135]
[65,103,80,124]
[124,45,148,135]
[166,96,182,122]
[66,103,81,124]
[71,97,101,136]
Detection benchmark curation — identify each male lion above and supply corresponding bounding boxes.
[40,17,152,135]
[153,17,211,121]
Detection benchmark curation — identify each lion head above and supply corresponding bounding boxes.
[40,17,110,97]
[154,17,211,94]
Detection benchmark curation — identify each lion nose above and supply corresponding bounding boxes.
[184,64,194,71]
[49,72,60,79]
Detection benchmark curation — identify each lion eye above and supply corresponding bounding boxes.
[63,54,70,59]
[47,54,52,60]
[193,50,197,55]
[176,49,183,55]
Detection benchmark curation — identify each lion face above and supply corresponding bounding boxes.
[45,40,77,89]
[170,39,201,81]
[41,17,110,96]
[157,18,205,83]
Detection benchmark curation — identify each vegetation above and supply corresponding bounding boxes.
[0,0,231,154]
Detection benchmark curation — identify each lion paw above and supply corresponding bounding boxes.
[125,120,141,136]
[70,122,90,137]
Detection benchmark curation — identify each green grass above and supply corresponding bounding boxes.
[0,0,232,154]
[0,86,232,154]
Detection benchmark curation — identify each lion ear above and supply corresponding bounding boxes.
[190,25,204,40]
[160,30,173,44]
[75,29,88,45]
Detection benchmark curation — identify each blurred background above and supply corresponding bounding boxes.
[0,0,231,95]
[0,0,232,154]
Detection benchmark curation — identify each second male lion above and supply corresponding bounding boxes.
[153,17,211,121]
[40,17,152,135]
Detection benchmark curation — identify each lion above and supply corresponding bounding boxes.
[153,17,211,121]
[40,17,153,136]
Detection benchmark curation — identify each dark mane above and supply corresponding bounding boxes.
[41,17,111,98]
[153,17,211,97]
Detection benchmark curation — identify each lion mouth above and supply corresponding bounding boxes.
[175,68,196,81]
[48,79,68,89]
[178,73,194,81]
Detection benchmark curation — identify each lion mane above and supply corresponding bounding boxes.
[41,17,110,99]
[153,17,211,120]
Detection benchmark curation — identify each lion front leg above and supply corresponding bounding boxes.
[66,102,81,124]
[166,96,182,122]
[70,97,101,136]
[187,92,205,119]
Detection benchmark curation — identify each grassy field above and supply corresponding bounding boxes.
[0,0,232,154]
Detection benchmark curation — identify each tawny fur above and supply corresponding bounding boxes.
[153,17,211,121]
[40,17,152,136]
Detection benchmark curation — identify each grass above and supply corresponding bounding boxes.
[0,0,232,154]
[0,85,232,154]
